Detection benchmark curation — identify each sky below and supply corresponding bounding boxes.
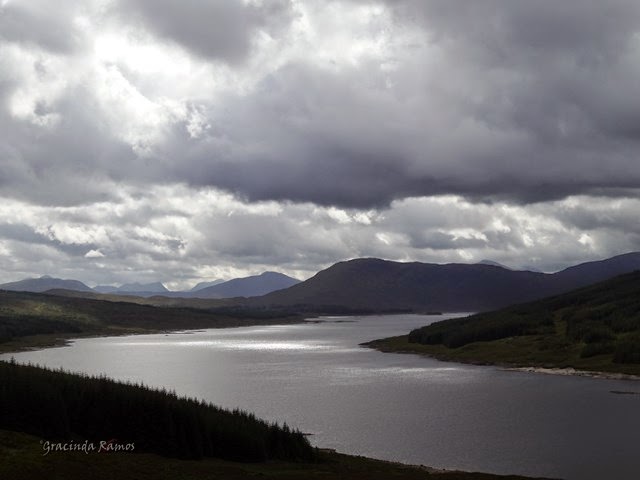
[1,0,640,289]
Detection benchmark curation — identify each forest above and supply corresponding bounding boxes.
[0,360,314,463]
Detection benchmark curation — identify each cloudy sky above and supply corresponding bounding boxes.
[1,0,640,289]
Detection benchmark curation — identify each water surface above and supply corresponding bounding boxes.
[4,314,639,480]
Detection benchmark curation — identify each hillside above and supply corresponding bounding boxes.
[366,271,640,376]
[0,360,312,462]
[252,252,640,312]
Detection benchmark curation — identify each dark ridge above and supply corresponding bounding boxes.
[249,252,640,313]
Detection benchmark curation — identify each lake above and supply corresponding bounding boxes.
[3,314,639,480]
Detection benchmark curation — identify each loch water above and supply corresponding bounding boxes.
[4,314,639,480]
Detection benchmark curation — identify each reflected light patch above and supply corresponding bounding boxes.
[113,339,331,351]
[181,340,329,351]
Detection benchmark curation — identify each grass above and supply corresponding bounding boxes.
[0,430,545,480]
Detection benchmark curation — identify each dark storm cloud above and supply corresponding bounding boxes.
[120,0,295,63]
[172,36,640,209]
[3,1,640,209]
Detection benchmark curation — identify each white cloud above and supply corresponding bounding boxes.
[0,1,639,286]
[0,186,638,287]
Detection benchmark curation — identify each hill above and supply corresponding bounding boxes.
[366,271,640,376]
[190,272,300,299]
[0,275,93,293]
[252,252,640,312]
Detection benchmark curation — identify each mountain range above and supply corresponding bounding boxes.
[0,272,300,300]
[3,252,640,312]
[249,252,640,312]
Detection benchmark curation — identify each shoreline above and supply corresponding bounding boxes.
[502,366,640,381]
[363,337,640,381]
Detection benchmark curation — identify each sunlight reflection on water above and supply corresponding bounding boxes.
[112,340,333,351]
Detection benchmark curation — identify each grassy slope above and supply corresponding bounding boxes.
[0,430,542,480]
[366,272,640,376]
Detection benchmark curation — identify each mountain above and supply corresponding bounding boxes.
[251,259,550,311]
[190,272,300,299]
[190,279,225,292]
[251,252,640,312]
[0,275,93,293]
